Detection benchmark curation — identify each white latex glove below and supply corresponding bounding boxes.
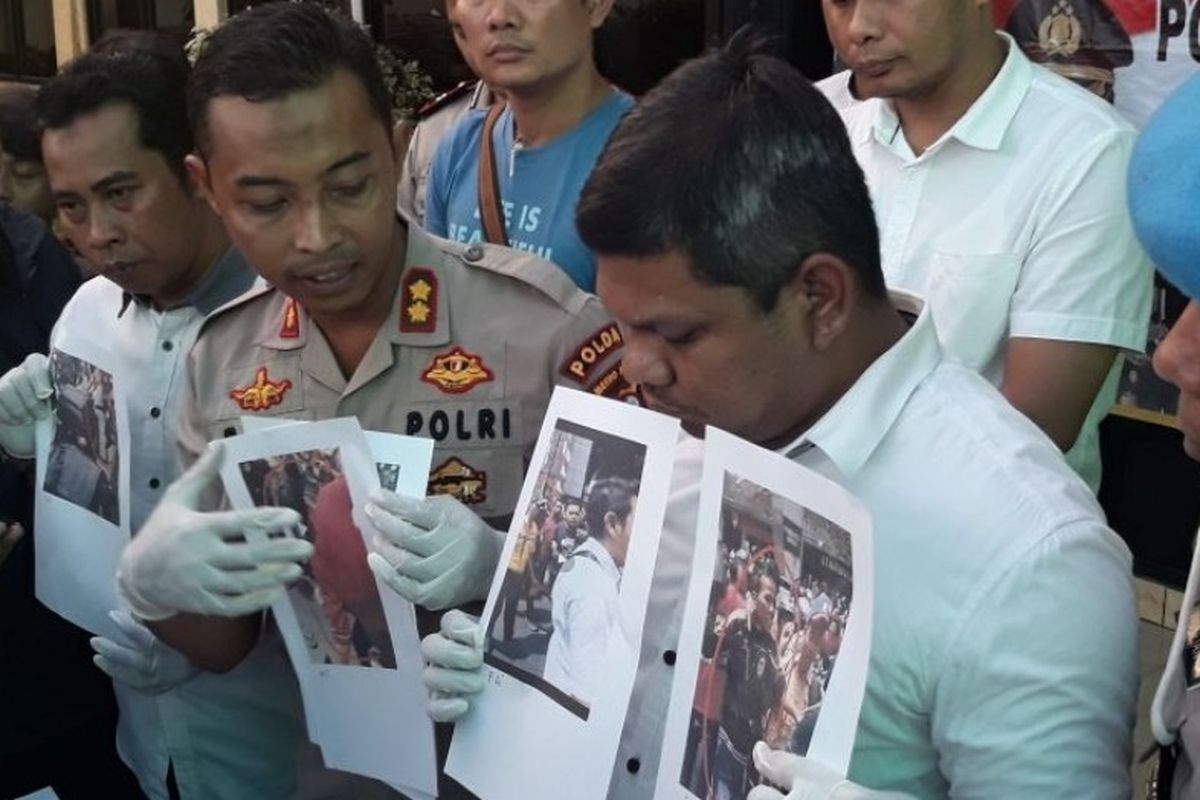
[116,440,313,619]
[0,353,51,458]
[748,743,916,800]
[90,609,200,695]
[365,489,503,610]
[420,609,486,723]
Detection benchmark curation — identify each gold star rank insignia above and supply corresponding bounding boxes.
[407,302,431,324]
[409,279,433,302]
[400,267,438,333]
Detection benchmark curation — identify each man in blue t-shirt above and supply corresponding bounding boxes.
[424,0,632,291]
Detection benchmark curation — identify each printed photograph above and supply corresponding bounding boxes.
[376,462,401,492]
[237,447,396,669]
[680,472,853,800]
[484,420,646,720]
[43,348,120,525]
[1185,601,1200,688]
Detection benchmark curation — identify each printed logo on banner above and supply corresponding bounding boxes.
[229,367,293,411]
[427,457,487,504]
[421,347,495,394]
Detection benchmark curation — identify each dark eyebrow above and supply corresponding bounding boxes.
[91,171,139,193]
[233,152,370,190]
[322,151,370,175]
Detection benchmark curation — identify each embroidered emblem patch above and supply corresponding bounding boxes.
[279,297,301,339]
[1038,0,1082,58]
[400,268,438,333]
[229,367,293,411]
[427,457,487,505]
[560,323,623,384]
[588,366,640,404]
[421,347,494,394]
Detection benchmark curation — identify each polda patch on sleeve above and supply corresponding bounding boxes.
[560,323,623,384]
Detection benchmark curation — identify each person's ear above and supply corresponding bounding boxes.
[782,253,853,351]
[184,153,220,216]
[587,0,616,29]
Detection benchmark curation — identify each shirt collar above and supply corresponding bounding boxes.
[868,31,1032,155]
[118,246,256,318]
[258,220,454,353]
[781,291,941,478]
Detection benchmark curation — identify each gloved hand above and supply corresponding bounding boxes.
[90,609,200,695]
[748,743,915,800]
[421,609,486,722]
[365,490,503,610]
[0,353,52,458]
[116,441,313,619]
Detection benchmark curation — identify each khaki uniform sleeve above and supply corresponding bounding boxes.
[549,296,635,403]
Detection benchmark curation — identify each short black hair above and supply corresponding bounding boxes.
[90,27,188,68]
[188,2,392,158]
[0,88,41,163]
[577,29,885,310]
[36,50,192,182]
[583,477,638,541]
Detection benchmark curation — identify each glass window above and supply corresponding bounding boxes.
[228,0,353,18]
[372,0,465,93]
[87,0,194,49]
[0,0,57,79]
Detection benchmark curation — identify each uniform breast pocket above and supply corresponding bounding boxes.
[925,250,1021,372]
[427,444,526,525]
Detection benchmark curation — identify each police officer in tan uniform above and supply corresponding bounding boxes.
[113,5,628,798]
[182,219,623,525]
[397,80,496,226]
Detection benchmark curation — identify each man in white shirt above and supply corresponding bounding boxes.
[420,33,1137,799]
[543,476,636,706]
[1126,74,1200,800]
[0,50,301,799]
[817,0,1153,491]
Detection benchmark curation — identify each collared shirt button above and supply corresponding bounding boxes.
[149,478,161,489]
[662,650,676,666]
[463,244,485,262]
[150,407,161,419]
[161,340,174,352]
[626,758,640,774]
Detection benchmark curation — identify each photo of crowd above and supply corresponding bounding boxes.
[43,348,120,525]
[680,472,853,800]
[238,447,396,669]
[484,420,646,720]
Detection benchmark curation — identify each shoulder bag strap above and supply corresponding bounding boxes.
[477,102,510,246]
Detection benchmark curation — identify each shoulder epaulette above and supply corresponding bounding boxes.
[445,239,589,315]
[416,80,479,120]
[204,280,275,322]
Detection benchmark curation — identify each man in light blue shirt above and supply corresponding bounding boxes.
[423,0,633,291]
[421,33,1138,799]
